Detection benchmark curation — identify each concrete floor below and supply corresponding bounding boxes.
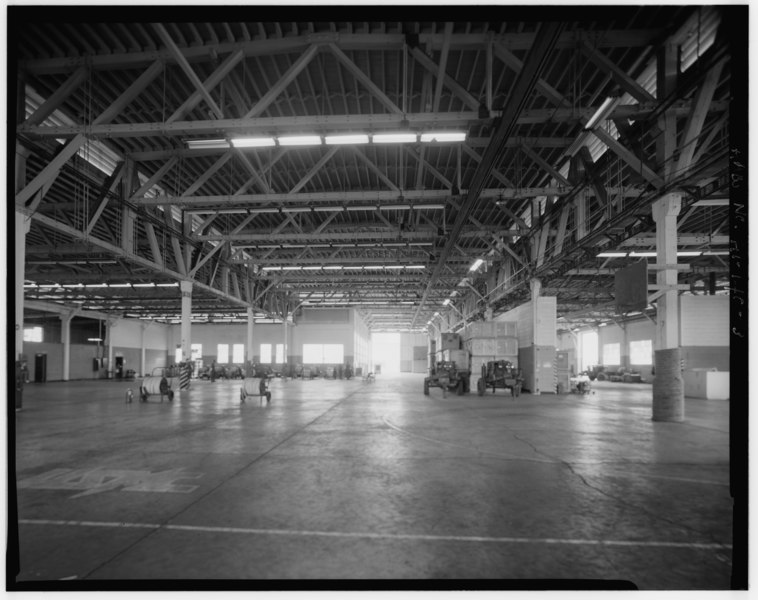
[10,373,734,589]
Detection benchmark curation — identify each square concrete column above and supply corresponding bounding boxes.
[60,313,72,381]
[15,212,30,360]
[247,307,255,374]
[652,192,684,422]
[141,322,148,377]
[180,280,193,364]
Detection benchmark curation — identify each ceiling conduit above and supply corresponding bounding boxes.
[412,21,565,327]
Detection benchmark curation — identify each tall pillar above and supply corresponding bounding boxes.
[652,192,684,422]
[530,278,541,343]
[106,320,115,379]
[141,322,148,377]
[16,144,31,361]
[247,307,255,367]
[15,212,30,361]
[530,278,542,395]
[282,314,288,367]
[180,280,192,365]
[60,313,72,381]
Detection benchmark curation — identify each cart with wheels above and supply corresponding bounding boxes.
[240,374,272,404]
[139,367,175,402]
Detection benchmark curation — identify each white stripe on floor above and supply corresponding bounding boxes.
[19,519,731,550]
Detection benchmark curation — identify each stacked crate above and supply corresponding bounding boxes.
[463,321,519,380]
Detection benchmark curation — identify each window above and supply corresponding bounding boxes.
[217,344,229,363]
[275,344,284,364]
[303,344,344,364]
[191,344,202,360]
[603,343,621,366]
[23,327,43,342]
[260,344,272,364]
[175,347,182,363]
[630,339,653,365]
[232,344,245,364]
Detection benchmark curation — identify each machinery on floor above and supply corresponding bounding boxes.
[139,368,175,402]
[240,374,272,404]
[477,360,523,397]
[424,360,471,396]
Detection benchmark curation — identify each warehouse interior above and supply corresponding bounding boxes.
[8,5,747,591]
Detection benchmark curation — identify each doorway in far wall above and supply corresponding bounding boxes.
[579,330,599,372]
[371,332,401,374]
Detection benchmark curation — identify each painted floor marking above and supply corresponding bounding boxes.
[17,468,203,498]
[19,519,731,551]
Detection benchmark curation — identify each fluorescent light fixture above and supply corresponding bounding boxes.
[133,282,156,287]
[278,135,322,146]
[469,258,484,272]
[231,137,276,148]
[373,132,417,144]
[385,265,405,270]
[262,266,282,271]
[703,250,729,256]
[323,266,343,270]
[363,266,383,270]
[281,266,302,271]
[443,298,451,306]
[84,283,108,288]
[420,131,467,143]
[597,252,628,258]
[301,266,322,270]
[598,322,607,327]
[23,283,37,287]
[405,265,425,270]
[87,338,103,342]
[187,139,230,150]
[677,251,702,257]
[156,282,179,287]
[325,134,369,145]
[109,283,132,288]
[629,252,657,257]
[584,96,621,130]
[61,284,83,288]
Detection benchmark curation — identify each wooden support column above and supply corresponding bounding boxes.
[652,192,683,422]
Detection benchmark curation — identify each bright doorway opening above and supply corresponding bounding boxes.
[579,330,599,371]
[371,332,401,374]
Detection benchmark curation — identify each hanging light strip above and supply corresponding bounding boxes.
[188,131,467,149]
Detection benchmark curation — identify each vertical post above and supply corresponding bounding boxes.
[247,306,255,372]
[106,320,114,379]
[15,145,31,361]
[652,192,683,422]
[180,280,192,389]
[15,212,29,361]
[60,313,72,381]
[282,313,288,370]
[530,278,542,396]
[140,322,148,377]
[531,278,541,344]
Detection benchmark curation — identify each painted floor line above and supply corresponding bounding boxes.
[19,519,731,551]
